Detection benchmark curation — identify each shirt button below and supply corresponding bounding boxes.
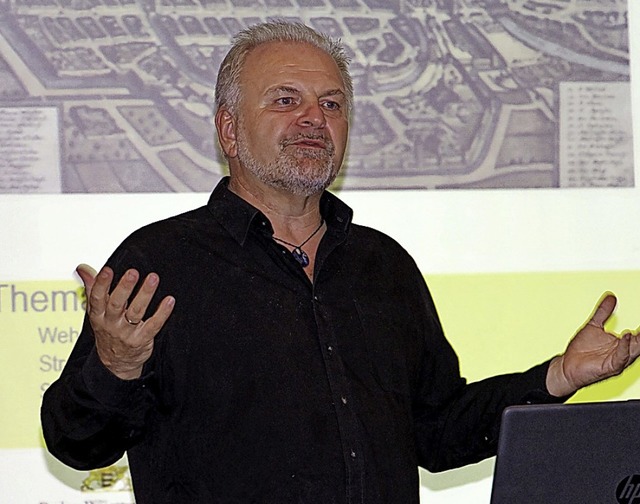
[350,450,357,458]
[327,345,333,354]
[341,396,348,405]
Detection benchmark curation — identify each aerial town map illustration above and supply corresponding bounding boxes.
[0,0,633,193]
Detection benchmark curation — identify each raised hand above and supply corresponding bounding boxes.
[77,264,175,380]
[546,293,640,397]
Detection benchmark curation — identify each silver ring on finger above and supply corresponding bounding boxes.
[124,314,141,326]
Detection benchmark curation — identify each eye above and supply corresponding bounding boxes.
[322,100,341,111]
[275,96,297,106]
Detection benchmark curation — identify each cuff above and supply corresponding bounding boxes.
[519,360,573,405]
[81,348,151,409]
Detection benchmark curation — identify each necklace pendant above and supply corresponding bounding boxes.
[292,247,310,267]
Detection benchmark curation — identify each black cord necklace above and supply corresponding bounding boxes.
[272,220,324,268]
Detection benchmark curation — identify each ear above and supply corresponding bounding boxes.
[215,107,238,158]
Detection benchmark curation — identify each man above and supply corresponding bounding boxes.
[41,21,639,503]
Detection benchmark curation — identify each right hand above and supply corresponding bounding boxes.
[76,264,175,380]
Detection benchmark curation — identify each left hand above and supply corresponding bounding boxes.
[546,293,640,397]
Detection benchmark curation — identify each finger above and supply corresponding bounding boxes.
[609,333,632,374]
[76,263,98,297]
[588,293,617,328]
[626,333,640,362]
[124,273,161,324]
[138,295,176,338]
[87,266,114,317]
[105,269,140,320]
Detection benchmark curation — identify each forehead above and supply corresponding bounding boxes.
[240,41,344,94]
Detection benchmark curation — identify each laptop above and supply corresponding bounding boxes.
[490,400,640,504]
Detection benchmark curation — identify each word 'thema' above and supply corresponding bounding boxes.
[0,283,84,313]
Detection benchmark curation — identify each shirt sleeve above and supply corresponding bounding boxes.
[40,247,158,470]
[410,270,570,473]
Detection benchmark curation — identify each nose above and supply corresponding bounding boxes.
[297,101,326,128]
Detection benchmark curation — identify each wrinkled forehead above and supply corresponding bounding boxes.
[240,41,346,93]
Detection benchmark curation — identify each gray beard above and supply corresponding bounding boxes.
[236,130,338,197]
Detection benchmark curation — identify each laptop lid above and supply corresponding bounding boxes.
[490,400,640,504]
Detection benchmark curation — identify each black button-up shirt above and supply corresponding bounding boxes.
[42,178,559,504]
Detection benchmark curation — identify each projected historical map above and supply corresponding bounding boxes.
[0,0,633,192]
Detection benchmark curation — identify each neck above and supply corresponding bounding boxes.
[228,172,323,240]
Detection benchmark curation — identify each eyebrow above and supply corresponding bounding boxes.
[266,86,345,100]
[268,86,300,95]
[320,89,346,100]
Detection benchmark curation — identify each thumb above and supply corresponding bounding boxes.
[76,263,98,296]
[588,293,617,328]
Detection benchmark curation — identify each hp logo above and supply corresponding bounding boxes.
[617,475,640,504]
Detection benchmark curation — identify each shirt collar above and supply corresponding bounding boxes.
[207,176,353,246]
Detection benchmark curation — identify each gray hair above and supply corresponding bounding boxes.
[215,21,353,114]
